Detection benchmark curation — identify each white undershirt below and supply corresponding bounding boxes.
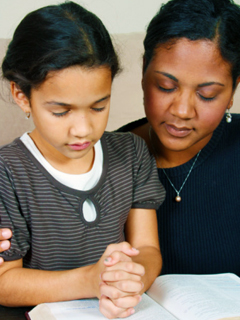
[20,133,103,222]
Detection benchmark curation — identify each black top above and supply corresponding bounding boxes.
[118,114,240,276]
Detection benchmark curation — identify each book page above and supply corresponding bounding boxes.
[147,273,240,320]
[28,294,178,320]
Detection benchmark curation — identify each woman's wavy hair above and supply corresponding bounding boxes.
[144,0,240,89]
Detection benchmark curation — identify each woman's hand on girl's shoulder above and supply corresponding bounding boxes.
[0,228,12,265]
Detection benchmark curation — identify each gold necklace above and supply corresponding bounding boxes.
[149,127,201,202]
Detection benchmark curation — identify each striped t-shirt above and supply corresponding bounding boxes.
[0,131,165,270]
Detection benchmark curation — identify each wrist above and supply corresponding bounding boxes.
[86,263,102,298]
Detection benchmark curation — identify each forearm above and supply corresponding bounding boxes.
[132,245,162,293]
[0,261,98,307]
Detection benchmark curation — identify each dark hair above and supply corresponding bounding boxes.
[143,0,240,89]
[2,1,120,98]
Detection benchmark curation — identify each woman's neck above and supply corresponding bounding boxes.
[146,124,211,168]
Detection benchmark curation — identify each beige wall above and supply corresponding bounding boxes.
[1,0,240,38]
[1,1,240,145]
[0,0,165,38]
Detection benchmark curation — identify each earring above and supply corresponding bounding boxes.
[25,112,31,120]
[226,109,232,123]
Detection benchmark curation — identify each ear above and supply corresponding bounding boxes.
[10,82,31,114]
[227,76,240,111]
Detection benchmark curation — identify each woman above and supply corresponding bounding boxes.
[120,0,240,276]
[2,0,240,277]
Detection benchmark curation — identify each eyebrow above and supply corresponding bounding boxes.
[155,71,225,87]
[44,94,111,107]
[155,71,178,82]
[198,82,224,88]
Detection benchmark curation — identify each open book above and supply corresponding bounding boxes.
[26,273,240,320]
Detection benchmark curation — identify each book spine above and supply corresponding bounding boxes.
[25,311,31,320]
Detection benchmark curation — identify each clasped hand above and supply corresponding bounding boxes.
[95,242,145,319]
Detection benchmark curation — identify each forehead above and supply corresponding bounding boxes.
[33,66,112,98]
[45,66,112,86]
[148,38,232,81]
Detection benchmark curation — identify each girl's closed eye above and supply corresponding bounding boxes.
[91,107,105,112]
[52,110,70,117]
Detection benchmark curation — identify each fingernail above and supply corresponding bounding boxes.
[131,247,139,251]
[1,241,10,250]
[130,308,135,315]
[2,229,11,238]
[104,257,112,263]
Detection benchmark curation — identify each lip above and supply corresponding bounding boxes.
[165,123,192,138]
[67,141,91,151]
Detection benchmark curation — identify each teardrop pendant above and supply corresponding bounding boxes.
[175,195,181,202]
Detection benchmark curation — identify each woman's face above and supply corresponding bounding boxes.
[142,38,236,154]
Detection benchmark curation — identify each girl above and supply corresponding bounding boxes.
[0,2,165,318]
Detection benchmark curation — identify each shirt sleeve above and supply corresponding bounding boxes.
[0,157,30,261]
[130,133,166,209]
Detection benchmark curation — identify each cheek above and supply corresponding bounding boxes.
[144,89,165,120]
[94,113,109,134]
[197,106,225,133]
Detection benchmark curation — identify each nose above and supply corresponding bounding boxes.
[170,90,196,120]
[69,113,92,138]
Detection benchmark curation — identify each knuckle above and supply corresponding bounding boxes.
[111,308,120,318]
[122,241,131,249]
[106,243,114,252]
[112,290,121,300]
[118,281,128,291]
[125,262,134,272]
[114,270,123,281]
[111,251,121,260]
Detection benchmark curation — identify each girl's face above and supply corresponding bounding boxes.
[13,66,112,173]
[142,38,237,155]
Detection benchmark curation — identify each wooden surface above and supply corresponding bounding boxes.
[0,305,31,319]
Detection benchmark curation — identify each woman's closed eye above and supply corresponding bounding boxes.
[197,91,216,102]
[158,85,176,93]
[198,94,215,102]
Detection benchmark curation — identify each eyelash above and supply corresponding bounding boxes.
[92,107,105,112]
[52,107,105,117]
[52,110,69,117]
[198,94,215,102]
[158,86,175,93]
